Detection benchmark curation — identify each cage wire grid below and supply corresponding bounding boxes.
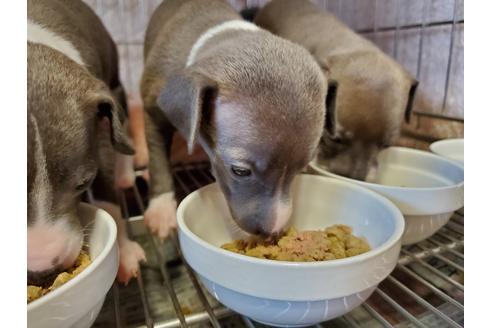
[91,163,464,328]
[82,0,464,327]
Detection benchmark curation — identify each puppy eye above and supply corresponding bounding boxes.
[231,166,252,177]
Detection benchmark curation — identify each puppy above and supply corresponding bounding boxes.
[141,0,336,238]
[27,0,145,285]
[254,0,418,181]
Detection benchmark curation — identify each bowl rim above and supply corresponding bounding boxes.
[429,138,464,154]
[429,138,464,148]
[27,203,117,310]
[177,174,405,268]
[310,146,464,192]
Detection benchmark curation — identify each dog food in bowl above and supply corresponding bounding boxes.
[178,175,404,326]
[27,251,91,303]
[221,224,370,261]
[309,147,464,245]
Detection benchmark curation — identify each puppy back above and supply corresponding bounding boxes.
[28,0,119,85]
[141,0,239,107]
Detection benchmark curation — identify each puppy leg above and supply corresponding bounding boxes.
[143,107,177,239]
[128,96,149,171]
[114,122,136,189]
[93,200,146,285]
[92,129,145,285]
[111,84,137,189]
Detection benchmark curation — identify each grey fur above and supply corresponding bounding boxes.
[141,0,329,236]
[27,0,133,279]
[255,0,418,180]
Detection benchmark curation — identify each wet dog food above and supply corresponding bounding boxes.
[27,251,91,303]
[221,224,370,261]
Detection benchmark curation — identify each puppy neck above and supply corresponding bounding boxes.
[27,19,85,67]
[186,20,259,67]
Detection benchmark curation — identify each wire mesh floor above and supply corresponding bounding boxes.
[93,162,464,328]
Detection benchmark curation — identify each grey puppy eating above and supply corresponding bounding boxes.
[254,0,418,181]
[27,0,145,286]
[141,0,336,238]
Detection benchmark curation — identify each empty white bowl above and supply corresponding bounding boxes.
[430,138,464,165]
[309,147,464,245]
[178,174,404,327]
[27,203,118,328]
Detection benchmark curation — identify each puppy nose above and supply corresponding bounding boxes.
[27,267,63,287]
[27,220,83,273]
[233,217,264,236]
[246,222,282,238]
[257,225,273,237]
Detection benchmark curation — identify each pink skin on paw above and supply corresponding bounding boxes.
[144,192,177,239]
[117,239,146,285]
[93,200,146,285]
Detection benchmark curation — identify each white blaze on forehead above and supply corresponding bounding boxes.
[27,19,85,67]
[186,20,259,67]
[30,114,51,225]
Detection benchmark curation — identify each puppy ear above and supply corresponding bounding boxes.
[404,79,419,123]
[157,71,218,154]
[95,95,135,155]
[325,80,338,135]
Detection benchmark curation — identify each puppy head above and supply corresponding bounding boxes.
[27,43,133,285]
[159,33,331,236]
[317,53,418,180]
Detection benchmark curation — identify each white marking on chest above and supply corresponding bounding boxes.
[186,20,259,67]
[27,19,85,66]
[30,114,51,224]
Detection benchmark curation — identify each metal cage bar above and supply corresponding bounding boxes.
[119,190,154,328]
[401,249,464,291]
[392,0,401,59]
[131,185,189,327]
[111,281,122,328]
[362,303,394,328]
[441,0,459,113]
[374,288,427,328]
[385,275,462,328]
[395,264,463,309]
[416,0,429,81]
[90,163,464,327]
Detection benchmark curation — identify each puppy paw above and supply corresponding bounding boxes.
[117,240,146,285]
[144,192,177,240]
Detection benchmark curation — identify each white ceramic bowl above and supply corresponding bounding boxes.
[27,203,118,328]
[309,147,464,245]
[178,174,404,327]
[430,138,464,165]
